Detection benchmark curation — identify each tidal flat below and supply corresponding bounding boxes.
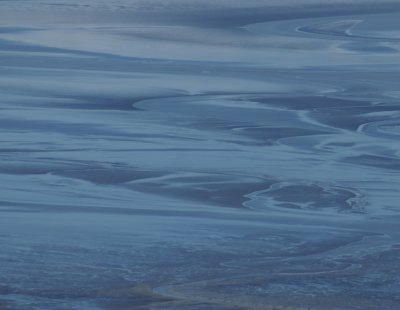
[0,1,400,309]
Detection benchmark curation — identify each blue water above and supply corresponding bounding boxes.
[0,1,400,309]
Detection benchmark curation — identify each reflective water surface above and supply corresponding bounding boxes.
[0,1,400,309]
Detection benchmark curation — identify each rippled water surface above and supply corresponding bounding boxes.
[1,1,400,309]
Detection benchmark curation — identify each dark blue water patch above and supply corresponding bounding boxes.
[344,155,400,171]
[126,175,274,209]
[259,184,363,213]
[0,200,304,226]
[0,160,95,176]
[237,126,332,142]
[324,142,357,147]
[0,300,12,310]
[250,96,367,110]
[0,95,143,112]
[59,168,164,185]
[339,42,399,53]
[41,94,188,111]
[186,118,249,131]
[97,292,175,310]
[311,104,400,131]
[0,39,252,73]
[0,117,202,142]
[0,148,73,153]
[0,27,35,34]
[0,286,14,295]
[299,24,400,43]
[0,162,163,185]
[298,25,354,39]
[187,118,332,143]
[109,148,238,153]
[0,117,131,137]
[0,37,158,60]
[0,39,72,54]
[152,3,400,28]
[39,97,142,111]
[248,96,392,131]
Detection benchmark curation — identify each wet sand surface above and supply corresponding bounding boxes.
[1,1,400,309]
